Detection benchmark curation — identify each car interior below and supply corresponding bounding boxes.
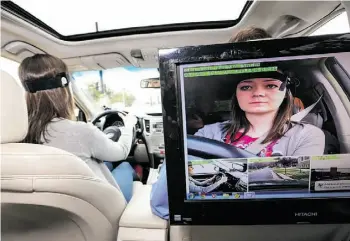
[2,1,350,241]
[184,56,350,155]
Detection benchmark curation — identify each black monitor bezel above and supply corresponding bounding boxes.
[159,33,350,225]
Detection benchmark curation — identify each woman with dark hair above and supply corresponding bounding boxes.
[229,26,271,42]
[194,67,325,157]
[187,26,273,133]
[19,53,139,202]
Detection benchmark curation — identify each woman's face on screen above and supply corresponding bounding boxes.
[236,78,286,114]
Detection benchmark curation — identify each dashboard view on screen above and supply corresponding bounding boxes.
[179,54,350,201]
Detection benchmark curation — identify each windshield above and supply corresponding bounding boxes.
[72,66,161,115]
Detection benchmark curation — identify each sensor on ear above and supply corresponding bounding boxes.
[23,73,70,93]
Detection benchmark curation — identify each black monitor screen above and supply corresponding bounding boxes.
[159,34,350,225]
[179,57,350,201]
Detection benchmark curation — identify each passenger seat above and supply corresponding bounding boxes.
[292,93,339,154]
[292,96,323,128]
[1,71,127,241]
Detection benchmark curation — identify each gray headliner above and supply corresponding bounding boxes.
[1,1,343,71]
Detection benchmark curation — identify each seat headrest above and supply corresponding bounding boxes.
[0,71,28,144]
[293,97,305,114]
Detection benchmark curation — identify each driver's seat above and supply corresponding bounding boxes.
[1,70,127,241]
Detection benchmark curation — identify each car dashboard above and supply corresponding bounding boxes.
[141,113,165,157]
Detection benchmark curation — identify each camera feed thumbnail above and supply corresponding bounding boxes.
[310,155,350,193]
[187,158,248,200]
[248,156,310,193]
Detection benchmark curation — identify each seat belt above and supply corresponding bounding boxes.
[244,95,323,155]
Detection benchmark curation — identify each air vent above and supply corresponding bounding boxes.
[144,119,150,133]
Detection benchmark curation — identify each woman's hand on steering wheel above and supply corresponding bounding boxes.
[91,110,137,143]
[214,172,224,182]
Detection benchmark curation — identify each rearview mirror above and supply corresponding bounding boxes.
[140,78,160,88]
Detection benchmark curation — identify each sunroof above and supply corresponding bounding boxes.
[11,0,248,36]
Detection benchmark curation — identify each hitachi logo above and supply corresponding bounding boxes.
[294,212,318,217]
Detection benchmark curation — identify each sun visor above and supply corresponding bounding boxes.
[3,41,45,60]
[63,53,130,71]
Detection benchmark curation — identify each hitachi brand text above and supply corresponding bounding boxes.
[294,212,318,217]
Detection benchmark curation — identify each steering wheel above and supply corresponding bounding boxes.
[187,135,257,159]
[91,110,135,142]
[214,172,225,183]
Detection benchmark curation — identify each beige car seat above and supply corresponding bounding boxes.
[1,70,127,241]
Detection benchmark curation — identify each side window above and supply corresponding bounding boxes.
[74,106,80,119]
[311,12,349,36]
[1,57,21,85]
[213,100,231,112]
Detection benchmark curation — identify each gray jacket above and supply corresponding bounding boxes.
[194,121,325,156]
[42,118,133,187]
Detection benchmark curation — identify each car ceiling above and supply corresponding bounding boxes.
[0,1,345,72]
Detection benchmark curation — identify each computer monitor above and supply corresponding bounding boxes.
[159,33,350,225]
